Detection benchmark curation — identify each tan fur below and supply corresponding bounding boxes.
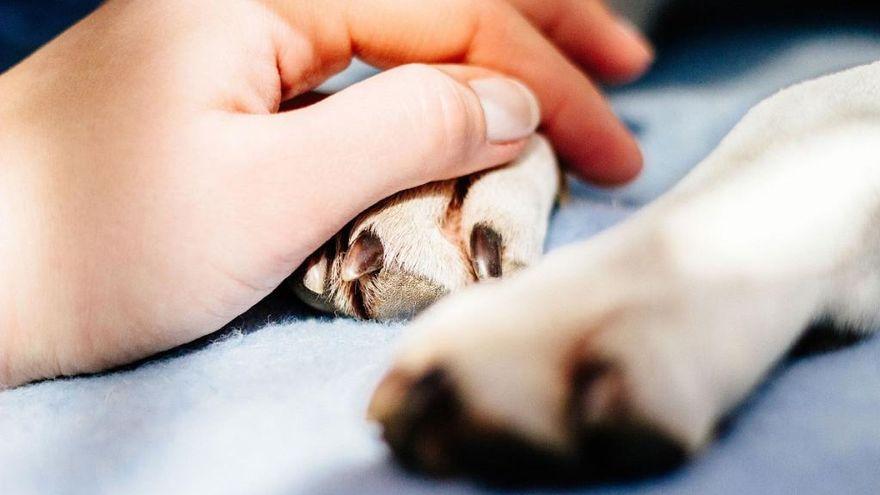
[293,134,560,320]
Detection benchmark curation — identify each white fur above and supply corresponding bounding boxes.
[459,135,559,268]
[385,61,880,454]
[351,181,470,291]
[298,135,559,319]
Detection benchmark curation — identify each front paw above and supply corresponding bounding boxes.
[369,342,692,485]
[291,135,559,320]
[369,359,687,486]
[365,245,727,485]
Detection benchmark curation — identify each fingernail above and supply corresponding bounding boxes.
[615,17,655,66]
[470,78,541,143]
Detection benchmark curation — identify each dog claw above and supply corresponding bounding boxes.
[291,250,337,313]
[568,361,687,480]
[341,231,384,282]
[470,224,503,280]
[572,361,624,425]
[302,252,329,295]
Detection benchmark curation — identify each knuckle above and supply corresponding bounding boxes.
[393,64,482,159]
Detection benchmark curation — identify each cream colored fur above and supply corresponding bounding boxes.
[376,61,880,460]
[294,135,559,320]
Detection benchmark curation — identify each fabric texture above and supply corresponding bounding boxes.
[2,6,880,494]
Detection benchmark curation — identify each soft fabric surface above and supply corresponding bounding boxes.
[3,11,880,495]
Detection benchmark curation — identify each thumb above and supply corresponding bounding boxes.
[240,63,539,206]
[222,64,540,259]
[297,64,541,189]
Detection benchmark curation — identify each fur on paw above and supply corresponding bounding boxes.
[364,239,720,485]
[291,135,559,320]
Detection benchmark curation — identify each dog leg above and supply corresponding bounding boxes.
[369,62,880,484]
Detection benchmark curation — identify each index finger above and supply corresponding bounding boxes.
[266,0,643,184]
[505,0,655,84]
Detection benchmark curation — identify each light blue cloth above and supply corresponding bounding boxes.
[3,26,880,495]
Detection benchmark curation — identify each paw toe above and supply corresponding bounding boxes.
[370,367,574,485]
[370,368,462,474]
[568,361,687,481]
[341,230,385,282]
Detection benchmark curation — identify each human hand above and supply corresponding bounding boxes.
[0,0,652,387]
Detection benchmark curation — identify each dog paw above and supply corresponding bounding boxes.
[368,347,690,485]
[369,355,690,486]
[291,135,559,320]
[365,234,733,485]
[364,62,880,485]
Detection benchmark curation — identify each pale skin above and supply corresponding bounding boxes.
[0,0,652,388]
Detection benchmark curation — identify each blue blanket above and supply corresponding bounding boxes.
[2,8,880,494]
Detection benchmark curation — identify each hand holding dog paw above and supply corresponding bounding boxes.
[0,0,649,387]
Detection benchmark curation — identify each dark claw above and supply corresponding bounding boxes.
[341,231,385,282]
[372,368,572,484]
[290,249,336,313]
[373,368,462,475]
[470,224,503,280]
[568,361,687,481]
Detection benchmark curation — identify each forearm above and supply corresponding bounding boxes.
[0,84,25,388]
[0,68,64,388]
[0,264,14,388]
